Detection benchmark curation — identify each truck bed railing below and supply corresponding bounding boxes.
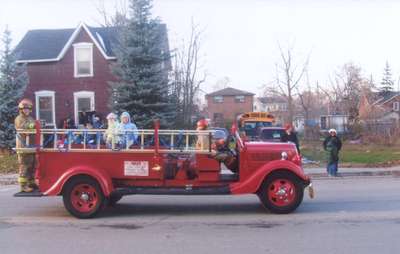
[15,128,214,154]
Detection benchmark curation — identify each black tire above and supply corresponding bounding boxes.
[62,176,105,219]
[257,171,304,214]
[107,193,123,206]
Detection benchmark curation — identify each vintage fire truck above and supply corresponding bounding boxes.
[15,121,313,218]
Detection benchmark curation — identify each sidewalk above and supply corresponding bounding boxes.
[304,166,400,178]
[1,167,400,185]
[0,174,18,185]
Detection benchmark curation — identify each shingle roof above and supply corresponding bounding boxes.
[207,87,255,97]
[87,26,119,57]
[14,23,169,63]
[257,96,286,104]
[14,28,74,60]
[373,91,400,105]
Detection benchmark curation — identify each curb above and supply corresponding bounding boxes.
[308,170,400,179]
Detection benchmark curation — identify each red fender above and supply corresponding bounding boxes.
[43,166,114,197]
[229,160,310,195]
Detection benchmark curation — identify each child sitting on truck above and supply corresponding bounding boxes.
[104,112,120,148]
[119,112,138,148]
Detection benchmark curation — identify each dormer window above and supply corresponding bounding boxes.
[73,43,93,77]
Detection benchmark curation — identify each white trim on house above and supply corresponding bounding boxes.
[372,93,400,106]
[73,42,94,78]
[34,90,56,127]
[16,22,116,63]
[73,91,95,126]
[393,101,399,111]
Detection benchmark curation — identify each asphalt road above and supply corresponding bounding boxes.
[1,176,400,254]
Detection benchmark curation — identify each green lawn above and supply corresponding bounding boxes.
[0,153,18,174]
[301,142,400,166]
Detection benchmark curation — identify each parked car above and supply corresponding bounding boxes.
[259,127,286,142]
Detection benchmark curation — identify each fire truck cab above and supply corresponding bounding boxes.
[14,120,313,218]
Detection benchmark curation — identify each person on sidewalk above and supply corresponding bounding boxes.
[15,99,37,192]
[323,128,342,177]
[281,123,300,153]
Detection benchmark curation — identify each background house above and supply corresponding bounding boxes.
[15,22,170,128]
[205,87,254,127]
[254,96,288,125]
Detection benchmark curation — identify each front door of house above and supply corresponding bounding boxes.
[74,91,95,128]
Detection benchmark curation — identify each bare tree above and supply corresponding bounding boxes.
[319,63,375,135]
[265,43,310,124]
[94,0,129,27]
[171,20,206,128]
[212,76,231,92]
[296,73,321,139]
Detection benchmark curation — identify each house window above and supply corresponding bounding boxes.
[235,95,245,103]
[213,113,224,122]
[35,90,55,127]
[320,116,327,130]
[73,43,93,77]
[74,91,95,127]
[393,102,399,111]
[213,96,224,103]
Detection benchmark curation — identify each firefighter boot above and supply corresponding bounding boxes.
[18,177,34,193]
[28,179,39,190]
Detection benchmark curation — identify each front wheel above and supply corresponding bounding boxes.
[63,176,105,219]
[258,171,304,214]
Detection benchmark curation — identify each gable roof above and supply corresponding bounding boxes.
[372,91,400,106]
[15,28,74,61]
[207,87,255,97]
[15,23,118,63]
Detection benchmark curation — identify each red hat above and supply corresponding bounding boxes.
[197,119,208,129]
[284,123,293,130]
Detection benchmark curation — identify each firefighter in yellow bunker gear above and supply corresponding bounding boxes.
[15,98,37,192]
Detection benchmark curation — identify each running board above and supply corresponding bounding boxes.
[14,190,43,197]
[219,174,239,182]
[115,185,231,195]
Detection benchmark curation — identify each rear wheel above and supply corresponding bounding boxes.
[63,176,105,219]
[258,171,304,214]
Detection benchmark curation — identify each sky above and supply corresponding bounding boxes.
[1,0,400,96]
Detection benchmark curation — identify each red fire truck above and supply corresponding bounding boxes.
[15,121,313,218]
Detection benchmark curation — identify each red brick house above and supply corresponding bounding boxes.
[205,87,254,127]
[359,91,400,122]
[15,22,170,128]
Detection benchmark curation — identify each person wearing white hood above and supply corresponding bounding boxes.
[104,112,121,148]
[119,111,138,148]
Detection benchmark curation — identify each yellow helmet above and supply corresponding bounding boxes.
[18,98,33,110]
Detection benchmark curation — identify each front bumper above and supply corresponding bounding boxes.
[306,182,315,199]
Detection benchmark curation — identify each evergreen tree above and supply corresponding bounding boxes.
[0,28,28,151]
[380,61,394,95]
[109,0,175,128]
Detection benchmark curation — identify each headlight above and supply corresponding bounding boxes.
[281,151,288,160]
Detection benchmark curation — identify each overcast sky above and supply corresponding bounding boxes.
[1,0,400,96]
